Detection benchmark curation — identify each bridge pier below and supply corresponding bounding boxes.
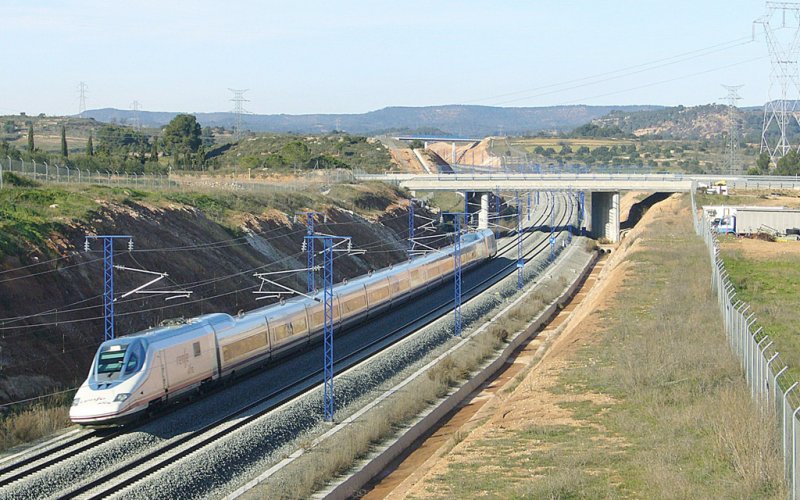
[478,193,489,229]
[590,192,620,243]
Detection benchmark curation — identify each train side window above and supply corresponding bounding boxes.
[193,342,201,357]
[272,323,292,341]
[344,295,366,313]
[125,351,139,373]
[292,317,307,335]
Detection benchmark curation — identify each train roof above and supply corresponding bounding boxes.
[110,229,494,344]
[107,313,234,347]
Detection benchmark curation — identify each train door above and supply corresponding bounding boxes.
[155,350,168,398]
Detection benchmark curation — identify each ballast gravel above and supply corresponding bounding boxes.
[115,233,575,498]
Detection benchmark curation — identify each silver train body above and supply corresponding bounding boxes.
[70,229,497,425]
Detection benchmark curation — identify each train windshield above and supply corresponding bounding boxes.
[94,340,145,382]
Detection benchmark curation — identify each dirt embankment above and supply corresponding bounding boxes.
[0,186,446,404]
[375,193,673,498]
[427,139,500,168]
[391,193,783,498]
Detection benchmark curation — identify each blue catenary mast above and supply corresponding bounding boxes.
[453,214,463,336]
[322,237,334,421]
[442,212,466,336]
[297,211,324,293]
[84,235,132,341]
[494,187,500,238]
[304,233,352,422]
[516,193,523,289]
[527,191,531,221]
[307,214,315,293]
[408,201,415,259]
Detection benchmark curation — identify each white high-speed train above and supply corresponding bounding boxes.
[70,229,497,425]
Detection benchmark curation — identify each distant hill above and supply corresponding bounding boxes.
[590,104,766,141]
[80,104,662,137]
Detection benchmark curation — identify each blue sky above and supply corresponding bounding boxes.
[0,1,779,116]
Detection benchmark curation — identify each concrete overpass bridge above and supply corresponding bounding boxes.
[355,172,800,243]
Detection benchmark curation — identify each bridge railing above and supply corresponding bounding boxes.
[692,191,800,496]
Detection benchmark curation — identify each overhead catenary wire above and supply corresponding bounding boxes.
[466,36,754,106]
[0,208,415,284]
[0,232,447,334]
[0,199,547,409]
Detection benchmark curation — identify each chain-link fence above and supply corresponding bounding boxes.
[692,191,800,497]
[0,157,355,193]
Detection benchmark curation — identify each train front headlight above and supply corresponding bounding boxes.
[114,393,131,403]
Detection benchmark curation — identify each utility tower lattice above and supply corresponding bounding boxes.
[721,85,743,174]
[228,88,250,141]
[754,2,800,165]
[78,82,88,117]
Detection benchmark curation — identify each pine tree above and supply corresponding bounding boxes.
[86,133,94,156]
[60,125,68,158]
[27,125,34,152]
[150,139,158,162]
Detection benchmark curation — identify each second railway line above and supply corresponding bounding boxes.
[0,191,576,499]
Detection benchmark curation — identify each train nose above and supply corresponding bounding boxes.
[69,392,128,423]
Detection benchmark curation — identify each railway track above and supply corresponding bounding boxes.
[0,192,574,498]
[73,193,575,499]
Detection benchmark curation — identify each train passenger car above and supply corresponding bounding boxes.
[70,229,497,425]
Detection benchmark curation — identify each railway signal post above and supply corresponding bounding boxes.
[84,235,133,341]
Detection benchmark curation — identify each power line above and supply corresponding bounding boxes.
[553,56,766,107]
[471,37,753,106]
[0,229,435,332]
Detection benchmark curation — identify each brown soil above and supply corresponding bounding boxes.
[427,139,500,168]
[0,192,448,404]
[367,193,679,499]
[388,149,426,173]
[720,237,800,260]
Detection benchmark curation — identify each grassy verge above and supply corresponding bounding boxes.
[720,246,800,381]
[419,197,785,498]
[0,179,407,258]
[0,392,73,453]
[695,190,800,209]
[246,257,578,499]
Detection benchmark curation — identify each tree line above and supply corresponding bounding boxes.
[0,114,212,174]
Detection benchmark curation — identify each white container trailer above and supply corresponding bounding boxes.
[734,208,800,235]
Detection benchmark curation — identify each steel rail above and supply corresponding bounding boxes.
[67,193,573,499]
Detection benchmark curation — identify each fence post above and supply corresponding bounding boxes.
[759,340,774,402]
[752,328,765,398]
[767,352,780,408]
[793,406,800,497]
